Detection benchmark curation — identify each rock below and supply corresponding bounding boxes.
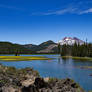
[21,85,39,92]
[71,83,78,88]
[44,77,50,83]
[21,79,35,87]
[2,86,18,92]
[34,78,48,88]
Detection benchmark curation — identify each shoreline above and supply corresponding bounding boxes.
[0,53,59,55]
[0,64,85,92]
[61,56,92,61]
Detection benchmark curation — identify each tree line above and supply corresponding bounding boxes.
[58,43,92,57]
[0,42,35,55]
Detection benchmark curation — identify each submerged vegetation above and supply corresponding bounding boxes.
[0,56,51,61]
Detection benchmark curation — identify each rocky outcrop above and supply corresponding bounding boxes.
[0,64,84,92]
[37,44,58,53]
[21,78,84,92]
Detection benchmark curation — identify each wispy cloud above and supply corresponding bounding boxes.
[32,7,78,16]
[79,8,92,14]
[1,1,92,16]
[31,0,92,16]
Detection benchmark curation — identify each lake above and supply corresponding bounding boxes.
[0,54,92,91]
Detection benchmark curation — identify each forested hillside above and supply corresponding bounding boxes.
[0,41,58,54]
[0,42,34,54]
[61,43,92,57]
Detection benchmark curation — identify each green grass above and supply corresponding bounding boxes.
[62,56,92,61]
[0,56,52,61]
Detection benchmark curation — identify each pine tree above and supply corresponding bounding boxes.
[58,43,61,54]
[61,42,92,57]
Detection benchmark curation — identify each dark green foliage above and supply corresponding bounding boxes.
[61,43,92,57]
[58,43,61,54]
[61,44,72,56]
[0,42,35,54]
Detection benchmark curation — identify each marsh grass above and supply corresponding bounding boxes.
[0,56,51,61]
[62,56,92,61]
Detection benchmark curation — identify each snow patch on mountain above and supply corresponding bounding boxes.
[58,37,84,45]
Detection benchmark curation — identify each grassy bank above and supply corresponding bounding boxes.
[0,56,51,61]
[61,56,92,61]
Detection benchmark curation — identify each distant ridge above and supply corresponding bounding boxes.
[23,40,58,53]
[0,37,85,54]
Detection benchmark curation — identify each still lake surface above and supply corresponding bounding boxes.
[0,55,92,91]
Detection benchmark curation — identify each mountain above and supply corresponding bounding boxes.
[58,37,84,45]
[0,40,58,54]
[0,37,85,54]
[37,40,58,53]
[24,40,58,53]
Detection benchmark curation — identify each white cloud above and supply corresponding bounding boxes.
[31,0,92,16]
[32,7,92,16]
[32,8,78,16]
[79,8,92,14]
[52,8,77,15]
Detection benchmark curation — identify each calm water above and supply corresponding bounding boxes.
[0,55,92,91]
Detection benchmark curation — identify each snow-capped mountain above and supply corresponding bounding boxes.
[58,37,84,45]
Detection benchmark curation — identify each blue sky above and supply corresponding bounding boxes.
[0,0,92,44]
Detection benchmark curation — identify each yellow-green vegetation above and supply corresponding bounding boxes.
[78,66,92,69]
[62,56,92,61]
[0,56,51,61]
